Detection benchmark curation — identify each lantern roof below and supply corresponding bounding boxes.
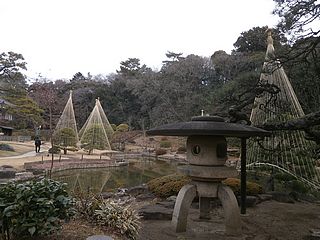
[146,116,271,138]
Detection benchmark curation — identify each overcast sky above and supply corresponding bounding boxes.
[1,0,279,81]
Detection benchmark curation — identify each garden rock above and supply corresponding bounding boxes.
[136,192,156,201]
[127,184,148,196]
[257,194,273,203]
[138,204,173,220]
[166,195,177,202]
[156,200,175,209]
[246,196,257,207]
[269,192,295,203]
[237,196,258,207]
[0,168,16,179]
[15,171,34,181]
[0,165,14,169]
[101,192,114,199]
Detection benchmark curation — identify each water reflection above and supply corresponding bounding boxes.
[53,159,177,193]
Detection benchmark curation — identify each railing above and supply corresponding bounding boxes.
[0,136,31,142]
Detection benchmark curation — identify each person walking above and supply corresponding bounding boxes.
[35,137,41,153]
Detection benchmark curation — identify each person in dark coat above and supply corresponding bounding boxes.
[35,137,41,153]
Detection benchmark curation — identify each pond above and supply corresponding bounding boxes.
[52,159,177,193]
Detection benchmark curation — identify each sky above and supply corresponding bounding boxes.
[1,0,279,81]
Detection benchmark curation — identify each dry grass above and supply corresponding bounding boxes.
[0,141,35,157]
[5,218,121,240]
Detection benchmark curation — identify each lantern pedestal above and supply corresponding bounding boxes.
[172,178,241,236]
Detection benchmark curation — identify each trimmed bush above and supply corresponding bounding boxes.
[116,123,129,132]
[148,174,191,198]
[155,148,167,156]
[48,145,61,154]
[0,143,14,152]
[0,178,75,239]
[287,180,308,194]
[160,141,171,148]
[81,124,109,152]
[222,178,263,195]
[52,127,77,147]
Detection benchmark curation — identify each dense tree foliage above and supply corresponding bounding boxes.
[233,26,287,53]
[272,0,320,114]
[0,52,43,128]
[0,52,27,90]
[52,127,77,154]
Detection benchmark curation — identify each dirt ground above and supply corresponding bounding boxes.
[0,141,113,171]
[138,200,320,240]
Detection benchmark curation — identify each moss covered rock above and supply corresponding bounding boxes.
[223,178,263,195]
[147,174,191,198]
[148,175,262,198]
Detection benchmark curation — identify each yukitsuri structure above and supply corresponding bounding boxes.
[52,91,79,154]
[79,98,114,154]
[247,29,320,189]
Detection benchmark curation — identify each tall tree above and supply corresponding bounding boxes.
[136,54,219,126]
[272,0,320,113]
[273,0,320,66]
[1,52,43,128]
[233,26,287,53]
[28,79,60,131]
[117,58,144,77]
[0,52,27,95]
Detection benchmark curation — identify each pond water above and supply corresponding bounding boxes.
[52,159,177,193]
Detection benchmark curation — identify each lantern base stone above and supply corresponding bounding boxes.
[172,181,242,236]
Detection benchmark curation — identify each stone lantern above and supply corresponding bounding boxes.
[147,115,270,236]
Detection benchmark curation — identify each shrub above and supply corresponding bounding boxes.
[160,141,171,148]
[52,127,77,147]
[287,180,308,194]
[81,124,110,152]
[116,123,129,132]
[0,178,75,239]
[94,199,140,240]
[53,127,78,154]
[274,173,295,182]
[73,191,103,220]
[0,143,14,152]
[48,145,61,154]
[155,148,167,156]
[148,174,191,198]
[222,178,263,195]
